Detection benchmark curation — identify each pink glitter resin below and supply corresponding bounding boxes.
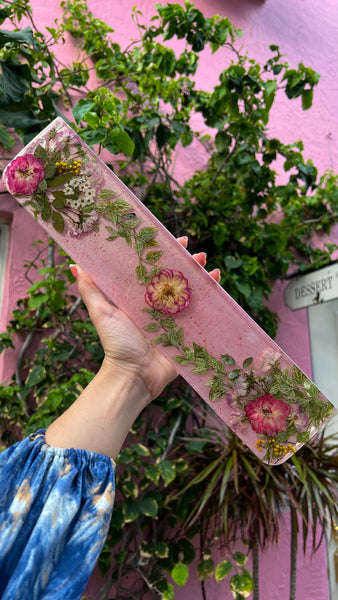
[3,118,335,464]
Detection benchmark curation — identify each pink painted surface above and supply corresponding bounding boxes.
[1,1,337,598]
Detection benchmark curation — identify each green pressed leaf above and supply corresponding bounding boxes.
[215,560,232,582]
[171,562,189,587]
[138,227,158,242]
[242,357,253,369]
[34,145,48,163]
[51,191,68,209]
[48,172,74,188]
[145,250,164,263]
[52,211,65,233]
[221,354,236,366]
[99,189,116,198]
[41,201,52,221]
[139,496,158,517]
[44,164,56,179]
[172,355,192,365]
[143,322,160,332]
[228,369,241,380]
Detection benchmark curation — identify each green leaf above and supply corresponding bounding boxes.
[233,552,247,566]
[108,128,135,157]
[230,571,254,598]
[0,124,14,150]
[159,459,176,485]
[72,98,95,123]
[0,26,38,48]
[215,560,232,582]
[52,211,65,233]
[197,556,215,582]
[143,322,160,332]
[171,562,189,587]
[224,255,242,270]
[122,499,140,523]
[28,292,48,309]
[0,106,40,128]
[0,61,30,105]
[25,365,47,390]
[139,496,158,517]
[132,442,150,456]
[82,127,107,146]
[156,123,171,148]
[242,357,253,369]
[302,89,313,110]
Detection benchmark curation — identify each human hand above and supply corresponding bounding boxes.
[71,238,221,403]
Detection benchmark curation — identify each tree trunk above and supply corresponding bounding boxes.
[252,524,260,600]
[289,508,298,600]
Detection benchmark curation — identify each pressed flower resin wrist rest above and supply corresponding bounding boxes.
[3,117,335,464]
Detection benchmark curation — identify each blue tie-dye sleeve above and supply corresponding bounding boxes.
[0,430,116,600]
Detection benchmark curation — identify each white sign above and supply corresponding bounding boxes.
[285,263,338,310]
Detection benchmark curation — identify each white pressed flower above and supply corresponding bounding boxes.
[83,189,96,201]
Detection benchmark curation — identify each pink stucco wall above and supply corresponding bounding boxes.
[1,1,337,599]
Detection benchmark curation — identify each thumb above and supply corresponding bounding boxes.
[70,264,116,321]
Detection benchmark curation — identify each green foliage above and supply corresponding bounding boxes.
[1,0,337,333]
[1,2,338,599]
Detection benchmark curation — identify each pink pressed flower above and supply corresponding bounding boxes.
[260,348,282,373]
[229,407,249,434]
[145,269,191,315]
[5,154,45,195]
[288,405,309,433]
[244,393,290,437]
[67,212,99,238]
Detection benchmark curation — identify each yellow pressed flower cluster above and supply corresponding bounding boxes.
[272,442,295,458]
[55,159,82,174]
[255,437,295,457]
[255,439,265,452]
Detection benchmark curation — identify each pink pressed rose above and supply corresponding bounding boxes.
[145,268,191,315]
[244,393,290,437]
[5,154,45,195]
[288,405,309,432]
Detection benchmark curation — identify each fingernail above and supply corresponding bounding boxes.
[69,264,78,279]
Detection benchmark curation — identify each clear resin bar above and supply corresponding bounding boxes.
[3,117,335,464]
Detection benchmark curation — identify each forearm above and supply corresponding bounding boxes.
[45,359,151,459]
